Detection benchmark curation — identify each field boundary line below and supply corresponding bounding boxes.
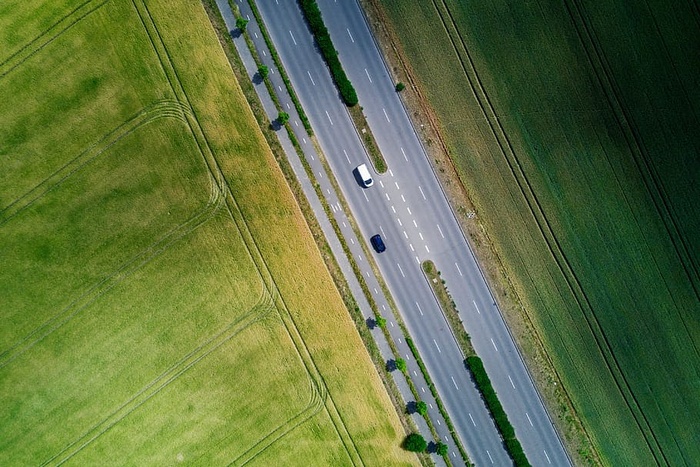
[44,296,276,466]
[131,1,364,463]
[0,100,190,224]
[0,0,110,79]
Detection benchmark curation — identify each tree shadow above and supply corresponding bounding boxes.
[230,28,242,39]
[405,400,417,414]
[386,359,398,372]
[366,317,377,329]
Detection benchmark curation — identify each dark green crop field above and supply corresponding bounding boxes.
[0,0,414,465]
[377,0,700,465]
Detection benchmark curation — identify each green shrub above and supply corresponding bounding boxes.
[298,0,358,106]
[403,433,427,452]
[435,441,448,456]
[466,356,531,467]
[416,400,428,416]
[395,82,405,92]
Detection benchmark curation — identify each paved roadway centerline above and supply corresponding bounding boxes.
[397,263,405,278]
[433,339,441,353]
[383,108,390,122]
[491,338,499,352]
[526,412,534,426]
[364,68,372,83]
[416,302,424,315]
[509,374,516,389]
[324,110,332,124]
[401,147,408,161]
[437,223,445,238]
[469,413,476,426]
[487,450,494,464]
[307,70,315,85]
[455,262,463,276]
[473,300,481,314]
[451,376,459,390]
[343,149,351,164]
[346,28,354,43]
[419,185,426,199]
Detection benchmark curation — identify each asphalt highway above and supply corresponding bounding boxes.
[241,0,571,465]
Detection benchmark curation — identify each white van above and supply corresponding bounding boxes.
[355,163,373,187]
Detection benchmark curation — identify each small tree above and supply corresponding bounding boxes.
[435,441,448,456]
[258,65,269,80]
[395,82,406,92]
[277,112,290,125]
[403,433,427,452]
[415,400,428,416]
[236,17,249,31]
[375,315,386,328]
[395,358,407,373]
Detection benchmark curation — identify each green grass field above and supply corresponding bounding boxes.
[0,0,414,465]
[376,0,700,465]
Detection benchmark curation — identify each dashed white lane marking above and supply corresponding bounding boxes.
[302,137,307,144]
[397,218,402,226]
[379,180,384,188]
[380,225,386,236]
[343,149,351,164]
[421,386,425,393]
[413,370,417,376]
[350,238,354,244]
[491,338,499,352]
[415,255,420,264]
[425,245,430,252]
[473,300,481,314]
[544,449,551,464]
[254,31,258,39]
[409,243,414,252]
[342,221,347,227]
[385,192,390,201]
[469,413,476,426]
[383,108,391,122]
[418,231,423,239]
[309,152,314,160]
[391,205,396,213]
[307,70,316,85]
[358,255,362,262]
[364,68,372,83]
[508,374,516,389]
[331,204,336,213]
[289,30,297,45]
[277,85,281,91]
[294,120,298,127]
[381,304,386,311]
[413,219,418,227]
[452,452,456,458]
[401,147,408,161]
[373,287,378,294]
[363,191,369,202]
[487,450,494,464]
[262,50,267,57]
[437,224,445,238]
[429,403,433,409]
[407,206,412,215]
[246,14,250,20]
[419,185,426,200]
[526,412,534,427]
[397,263,405,278]
[403,230,408,239]
[286,102,290,109]
[436,419,441,425]
[416,302,424,316]
[451,376,459,390]
[318,171,323,178]
[390,321,394,327]
[455,263,463,276]
[395,181,400,189]
[444,435,449,441]
[401,194,406,202]
[433,339,441,353]
[325,110,332,125]
[346,28,354,43]
[389,169,394,177]
[271,68,275,74]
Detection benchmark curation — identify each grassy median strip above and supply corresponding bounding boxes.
[422,260,530,466]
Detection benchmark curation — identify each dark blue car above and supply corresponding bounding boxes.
[370,234,386,253]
